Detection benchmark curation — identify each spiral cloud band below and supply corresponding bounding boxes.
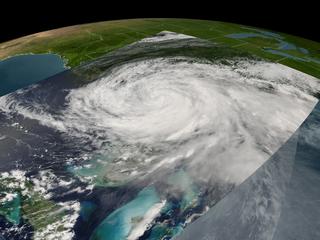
[65,58,320,184]
[1,56,319,185]
[0,32,320,239]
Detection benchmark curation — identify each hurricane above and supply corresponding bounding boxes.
[1,56,319,186]
[1,31,320,240]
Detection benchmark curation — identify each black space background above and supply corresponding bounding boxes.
[0,1,319,43]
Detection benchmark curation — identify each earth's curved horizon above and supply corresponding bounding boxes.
[0,19,319,240]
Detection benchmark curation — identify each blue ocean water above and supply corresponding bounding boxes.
[167,170,198,211]
[0,53,67,96]
[80,201,97,222]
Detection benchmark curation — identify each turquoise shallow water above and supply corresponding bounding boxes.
[167,170,198,211]
[0,53,67,96]
[69,153,120,186]
[90,187,160,240]
[0,193,21,225]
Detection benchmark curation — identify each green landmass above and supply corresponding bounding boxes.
[0,18,319,78]
[0,172,73,236]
